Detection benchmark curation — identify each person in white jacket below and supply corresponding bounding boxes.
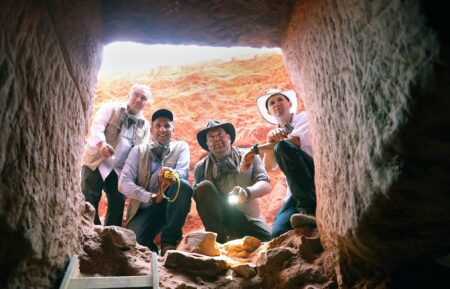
[241,89,316,238]
[81,84,151,226]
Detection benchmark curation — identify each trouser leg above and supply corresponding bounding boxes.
[195,180,271,242]
[127,203,166,252]
[227,207,272,242]
[274,141,316,214]
[161,179,193,244]
[271,196,297,238]
[103,171,125,226]
[81,166,103,225]
[194,180,230,243]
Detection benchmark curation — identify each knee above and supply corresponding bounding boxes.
[178,178,193,199]
[274,141,290,158]
[194,180,216,201]
[179,178,192,191]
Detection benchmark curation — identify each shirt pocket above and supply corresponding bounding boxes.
[134,127,147,144]
[164,158,176,168]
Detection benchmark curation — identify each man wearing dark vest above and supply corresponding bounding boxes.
[193,120,272,243]
[119,109,193,255]
[81,84,151,226]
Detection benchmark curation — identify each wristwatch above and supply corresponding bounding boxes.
[252,144,259,154]
[243,187,252,200]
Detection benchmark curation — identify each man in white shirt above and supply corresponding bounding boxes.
[81,84,151,226]
[241,89,316,238]
[119,109,193,255]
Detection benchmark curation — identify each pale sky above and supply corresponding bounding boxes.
[98,42,281,76]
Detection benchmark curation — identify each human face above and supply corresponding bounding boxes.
[151,117,173,145]
[206,128,231,158]
[267,94,292,120]
[128,87,149,115]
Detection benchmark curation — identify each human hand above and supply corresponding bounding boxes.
[240,150,255,172]
[97,142,115,158]
[159,177,172,194]
[228,186,250,205]
[151,191,163,204]
[267,128,288,143]
[159,167,176,183]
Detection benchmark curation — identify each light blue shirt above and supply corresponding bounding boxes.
[118,140,190,204]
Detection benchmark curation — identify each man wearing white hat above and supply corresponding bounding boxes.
[241,89,316,238]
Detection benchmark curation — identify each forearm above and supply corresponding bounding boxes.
[246,180,270,199]
[258,135,300,152]
[87,104,113,147]
[263,152,278,170]
[260,136,300,170]
[118,147,152,203]
[118,177,152,204]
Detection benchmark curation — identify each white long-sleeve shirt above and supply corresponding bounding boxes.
[87,103,150,180]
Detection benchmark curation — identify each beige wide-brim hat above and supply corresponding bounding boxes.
[257,89,298,124]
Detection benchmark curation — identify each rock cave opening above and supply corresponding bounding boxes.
[1,0,449,288]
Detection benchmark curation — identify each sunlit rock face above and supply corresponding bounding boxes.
[282,0,450,285]
[0,0,103,288]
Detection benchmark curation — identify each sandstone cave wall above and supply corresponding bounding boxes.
[0,0,103,287]
[101,0,294,48]
[282,0,450,282]
[1,0,449,288]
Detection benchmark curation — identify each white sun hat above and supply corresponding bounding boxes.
[257,89,298,124]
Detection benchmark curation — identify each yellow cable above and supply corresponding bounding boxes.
[160,171,181,203]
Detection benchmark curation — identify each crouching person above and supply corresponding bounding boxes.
[193,120,272,243]
[119,109,193,255]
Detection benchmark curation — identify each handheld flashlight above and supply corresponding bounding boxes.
[228,194,238,205]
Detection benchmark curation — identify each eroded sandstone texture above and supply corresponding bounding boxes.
[0,0,103,288]
[1,0,449,288]
[282,0,450,286]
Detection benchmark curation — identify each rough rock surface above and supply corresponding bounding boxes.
[222,236,261,259]
[101,0,295,47]
[177,231,221,257]
[79,202,152,276]
[0,0,102,288]
[282,0,450,286]
[77,212,336,289]
[159,228,336,289]
[164,251,229,278]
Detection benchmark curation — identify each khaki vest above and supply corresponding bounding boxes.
[82,105,148,171]
[124,141,186,226]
